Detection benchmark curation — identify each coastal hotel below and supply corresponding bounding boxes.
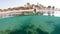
[0,3,55,17]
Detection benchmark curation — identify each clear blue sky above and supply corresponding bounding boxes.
[0,0,60,9]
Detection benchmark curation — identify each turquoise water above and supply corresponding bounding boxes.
[0,15,60,34]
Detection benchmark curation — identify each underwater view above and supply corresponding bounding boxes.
[0,15,60,34]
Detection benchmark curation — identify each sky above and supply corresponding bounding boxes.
[0,0,60,9]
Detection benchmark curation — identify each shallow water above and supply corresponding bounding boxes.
[0,15,60,34]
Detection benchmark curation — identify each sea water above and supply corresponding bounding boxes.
[0,15,60,34]
[0,11,60,34]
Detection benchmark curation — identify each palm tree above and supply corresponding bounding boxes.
[3,9,8,12]
[8,8,13,11]
[52,6,55,9]
[0,9,3,12]
[0,9,1,12]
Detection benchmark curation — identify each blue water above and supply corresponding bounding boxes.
[0,15,60,34]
